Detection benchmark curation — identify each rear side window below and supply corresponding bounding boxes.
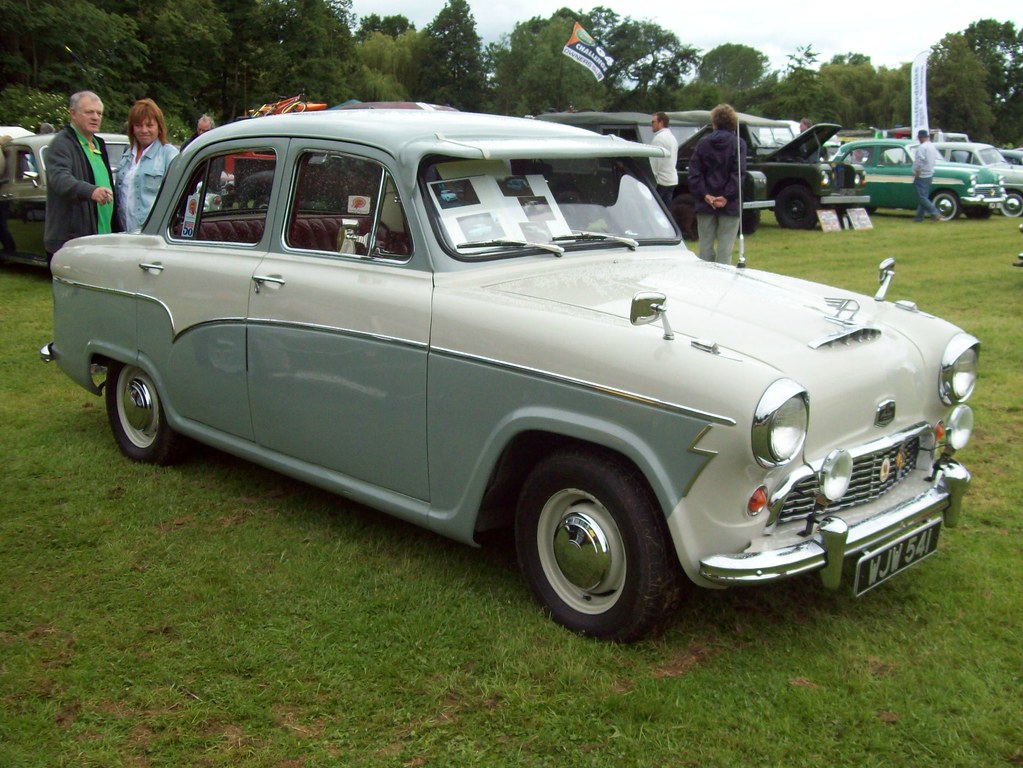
[169,149,277,245]
[286,150,412,260]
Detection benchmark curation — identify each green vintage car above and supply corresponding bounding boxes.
[833,139,1005,220]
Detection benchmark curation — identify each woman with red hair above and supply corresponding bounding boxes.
[116,98,179,232]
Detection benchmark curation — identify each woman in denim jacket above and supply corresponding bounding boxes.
[116,99,179,233]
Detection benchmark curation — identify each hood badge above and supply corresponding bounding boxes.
[825,297,861,324]
[875,399,896,427]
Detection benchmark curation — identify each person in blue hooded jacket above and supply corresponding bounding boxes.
[688,104,747,264]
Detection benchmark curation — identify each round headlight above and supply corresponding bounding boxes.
[946,405,974,451]
[752,379,809,467]
[939,334,980,405]
[818,449,853,502]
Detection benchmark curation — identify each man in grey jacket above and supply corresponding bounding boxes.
[44,90,121,255]
[912,128,942,222]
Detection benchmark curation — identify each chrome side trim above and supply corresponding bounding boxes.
[430,346,736,426]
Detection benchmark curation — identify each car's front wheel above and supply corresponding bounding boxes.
[105,362,185,464]
[1000,191,1022,218]
[774,186,818,229]
[931,190,961,220]
[515,449,681,641]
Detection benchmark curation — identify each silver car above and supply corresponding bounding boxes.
[934,141,1023,217]
[41,111,978,641]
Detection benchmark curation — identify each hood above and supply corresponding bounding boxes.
[430,249,959,453]
[760,123,840,162]
[485,252,886,366]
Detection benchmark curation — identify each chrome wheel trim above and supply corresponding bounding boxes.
[1001,192,1022,218]
[117,366,159,449]
[536,488,626,615]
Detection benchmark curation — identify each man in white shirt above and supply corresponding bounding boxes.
[912,128,942,222]
[650,112,678,208]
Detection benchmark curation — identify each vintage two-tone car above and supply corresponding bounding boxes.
[933,141,1023,218]
[833,139,1006,221]
[41,111,978,641]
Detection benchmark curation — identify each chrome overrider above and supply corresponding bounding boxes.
[700,442,971,591]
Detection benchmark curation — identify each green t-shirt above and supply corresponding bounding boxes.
[71,125,114,234]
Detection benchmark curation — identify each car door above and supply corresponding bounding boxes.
[246,142,432,501]
[2,140,47,259]
[869,145,915,208]
[135,141,287,441]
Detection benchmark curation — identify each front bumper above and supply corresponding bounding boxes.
[699,458,970,590]
[821,194,872,205]
[961,194,1007,206]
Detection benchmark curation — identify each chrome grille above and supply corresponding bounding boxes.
[779,437,921,522]
[975,184,1001,196]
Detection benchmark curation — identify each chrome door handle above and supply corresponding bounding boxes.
[138,262,164,273]
[252,274,286,293]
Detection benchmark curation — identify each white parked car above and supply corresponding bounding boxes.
[41,111,978,641]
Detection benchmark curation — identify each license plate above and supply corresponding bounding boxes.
[853,519,941,596]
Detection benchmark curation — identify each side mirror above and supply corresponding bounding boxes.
[874,257,895,302]
[630,292,674,340]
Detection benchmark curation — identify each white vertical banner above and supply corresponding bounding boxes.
[911,50,929,139]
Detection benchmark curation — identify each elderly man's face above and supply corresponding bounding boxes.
[70,95,104,139]
[197,118,212,134]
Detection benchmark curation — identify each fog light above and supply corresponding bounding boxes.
[946,405,974,451]
[747,486,768,517]
[818,449,853,502]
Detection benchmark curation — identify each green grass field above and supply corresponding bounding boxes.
[2,212,1021,767]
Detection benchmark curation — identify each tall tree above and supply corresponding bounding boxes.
[418,0,485,109]
[483,11,608,115]
[763,45,839,121]
[962,19,1022,144]
[586,6,699,110]
[820,56,880,128]
[357,13,415,42]
[928,33,995,141]
[698,44,769,100]
[353,30,426,102]
[258,0,357,107]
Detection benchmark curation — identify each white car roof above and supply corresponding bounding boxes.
[188,110,666,163]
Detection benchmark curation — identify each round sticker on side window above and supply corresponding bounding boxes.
[348,195,370,214]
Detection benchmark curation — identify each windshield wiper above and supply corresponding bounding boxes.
[457,238,565,256]
[552,230,638,251]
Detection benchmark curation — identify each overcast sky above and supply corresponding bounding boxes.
[350,0,1017,72]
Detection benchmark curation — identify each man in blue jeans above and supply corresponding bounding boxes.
[912,128,941,222]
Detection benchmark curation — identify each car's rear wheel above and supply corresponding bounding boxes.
[1000,191,1022,218]
[931,190,961,220]
[774,186,817,229]
[515,448,681,641]
[105,362,185,464]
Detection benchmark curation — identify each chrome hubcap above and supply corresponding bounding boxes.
[537,489,626,614]
[119,368,158,448]
[553,512,612,591]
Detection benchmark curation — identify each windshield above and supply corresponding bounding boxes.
[977,147,1007,166]
[422,155,679,259]
[748,124,796,151]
